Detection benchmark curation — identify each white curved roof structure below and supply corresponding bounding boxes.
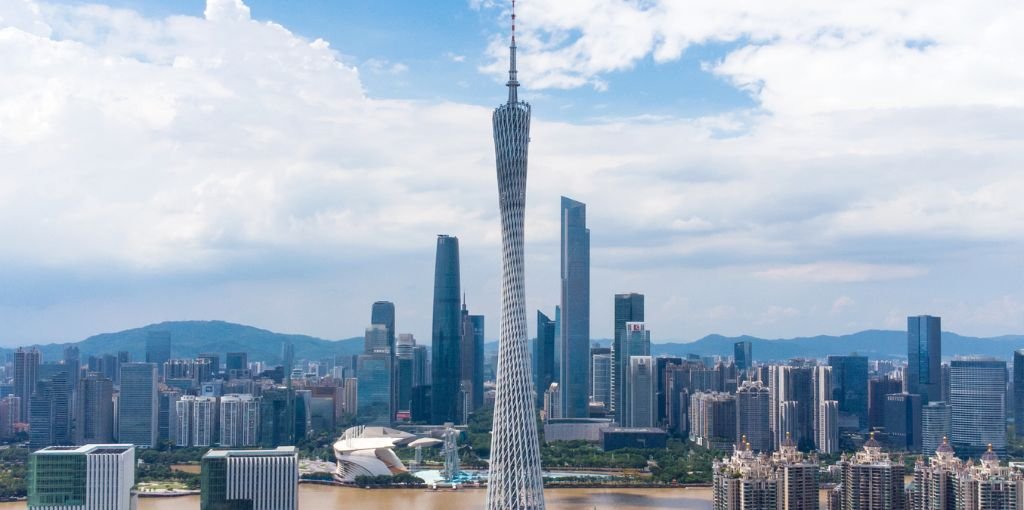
[333,426,418,483]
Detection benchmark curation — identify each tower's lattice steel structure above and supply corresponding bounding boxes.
[485,2,546,509]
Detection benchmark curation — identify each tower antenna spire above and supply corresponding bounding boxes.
[506,0,519,103]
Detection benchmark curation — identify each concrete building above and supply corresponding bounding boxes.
[921,402,952,457]
[543,418,613,443]
[75,373,114,445]
[816,400,840,455]
[220,394,260,447]
[691,392,737,451]
[713,434,820,510]
[117,363,158,448]
[15,347,41,423]
[28,444,135,510]
[201,447,298,510]
[954,445,1024,509]
[625,355,655,428]
[910,438,959,510]
[612,293,644,421]
[836,434,905,510]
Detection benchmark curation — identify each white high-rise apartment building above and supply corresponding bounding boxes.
[220,394,260,447]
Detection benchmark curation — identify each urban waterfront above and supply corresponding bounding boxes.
[0,486,714,510]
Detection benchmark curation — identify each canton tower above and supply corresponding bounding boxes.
[485,1,546,509]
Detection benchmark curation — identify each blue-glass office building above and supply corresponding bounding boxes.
[560,197,590,419]
[907,315,941,404]
[431,235,461,424]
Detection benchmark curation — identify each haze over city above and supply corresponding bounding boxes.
[3,0,1024,346]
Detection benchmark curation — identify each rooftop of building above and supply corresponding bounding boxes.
[33,444,134,456]
[203,446,297,459]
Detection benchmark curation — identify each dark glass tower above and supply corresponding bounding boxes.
[1015,349,1023,436]
[612,293,643,422]
[907,315,941,404]
[487,4,546,506]
[734,341,752,372]
[460,307,486,414]
[431,235,461,424]
[828,355,869,431]
[560,196,590,419]
[145,331,171,377]
[534,311,556,408]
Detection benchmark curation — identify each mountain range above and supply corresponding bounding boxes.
[4,320,1020,364]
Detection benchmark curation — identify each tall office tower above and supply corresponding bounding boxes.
[226,352,248,375]
[884,392,922,452]
[769,365,815,451]
[534,311,556,409]
[0,395,19,439]
[910,438,959,510]
[196,353,219,379]
[921,402,952,457]
[29,372,71,450]
[907,316,942,404]
[612,293,644,419]
[950,357,1007,458]
[259,387,294,448]
[837,435,906,510]
[868,376,903,429]
[117,363,158,448]
[812,366,832,451]
[625,356,655,428]
[281,341,295,386]
[63,345,80,393]
[690,391,737,451]
[940,363,951,403]
[655,357,683,427]
[736,380,772,452]
[954,446,1024,508]
[560,196,590,420]
[357,352,392,426]
[364,324,390,354]
[828,355,869,431]
[15,347,41,423]
[712,445,779,509]
[591,351,611,410]
[157,390,181,444]
[28,444,135,510]
[200,447,298,510]
[294,389,311,440]
[486,12,546,507]
[395,334,415,413]
[735,341,753,372]
[1015,349,1023,437]
[220,394,260,447]
[371,301,397,352]
[552,306,562,384]
[431,234,462,425]
[460,306,486,413]
[817,400,839,454]
[145,331,171,377]
[620,323,652,423]
[75,373,114,445]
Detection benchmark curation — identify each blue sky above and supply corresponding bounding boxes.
[1,0,1023,346]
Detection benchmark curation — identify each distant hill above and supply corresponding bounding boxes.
[497,330,1022,362]
[7,321,1021,365]
[5,321,362,365]
[648,330,1023,361]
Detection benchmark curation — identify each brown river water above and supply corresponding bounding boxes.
[0,485,714,509]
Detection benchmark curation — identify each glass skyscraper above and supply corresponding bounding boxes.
[1014,349,1023,437]
[950,357,1007,458]
[117,362,158,448]
[613,293,643,422]
[734,341,752,372]
[560,196,590,419]
[828,355,869,431]
[145,331,171,377]
[534,311,556,409]
[907,315,942,404]
[486,8,546,507]
[431,234,461,425]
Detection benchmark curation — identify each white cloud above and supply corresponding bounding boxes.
[0,0,1022,342]
[753,263,927,284]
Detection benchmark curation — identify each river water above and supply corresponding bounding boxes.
[0,485,714,509]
